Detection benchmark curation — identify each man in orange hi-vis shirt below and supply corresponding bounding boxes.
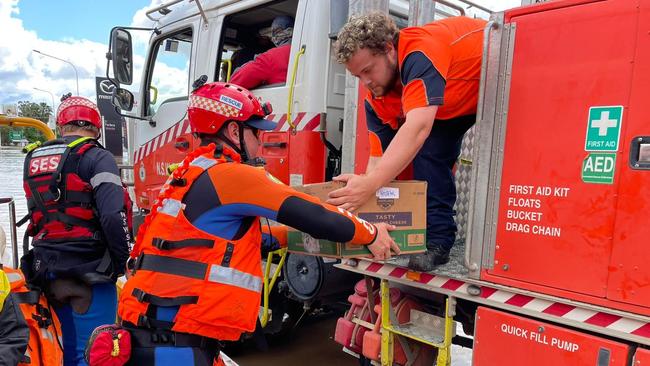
[329,12,486,271]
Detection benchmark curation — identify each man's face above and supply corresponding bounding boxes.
[345,44,399,97]
[243,126,261,158]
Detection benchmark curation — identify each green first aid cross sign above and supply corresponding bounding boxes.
[585,106,623,151]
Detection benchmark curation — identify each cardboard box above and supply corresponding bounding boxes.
[287,180,427,258]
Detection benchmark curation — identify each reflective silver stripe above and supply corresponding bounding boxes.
[208,265,262,293]
[90,172,123,188]
[41,328,54,343]
[190,156,217,170]
[32,146,67,157]
[159,198,183,217]
[5,272,22,283]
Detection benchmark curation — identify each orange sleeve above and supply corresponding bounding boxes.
[208,164,377,245]
[399,26,452,114]
[368,131,383,157]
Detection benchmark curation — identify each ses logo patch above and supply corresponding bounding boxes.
[29,155,61,176]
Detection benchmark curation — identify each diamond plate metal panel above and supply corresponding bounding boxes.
[454,124,476,241]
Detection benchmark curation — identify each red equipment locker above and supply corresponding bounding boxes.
[473,307,631,366]
[634,348,650,365]
[260,130,326,185]
[606,0,650,308]
[483,0,649,308]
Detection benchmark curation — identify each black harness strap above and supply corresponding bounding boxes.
[151,237,215,250]
[11,291,41,305]
[132,288,199,307]
[135,254,207,280]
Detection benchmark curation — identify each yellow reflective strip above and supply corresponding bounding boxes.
[0,271,10,309]
[67,136,93,148]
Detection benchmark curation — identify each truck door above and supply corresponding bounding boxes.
[606,0,650,309]
[134,26,197,209]
[486,0,639,298]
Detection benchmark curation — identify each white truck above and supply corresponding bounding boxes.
[103,1,650,365]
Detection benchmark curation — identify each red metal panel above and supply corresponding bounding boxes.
[355,85,370,175]
[135,130,197,210]
[260,132,290,184]
[260,130,326,185]
[505,0,602,22]
[487,0,639,297]
[634,348,650,365]
[288,131,326,184]
[606,0,650,307]
[473,307,630,366]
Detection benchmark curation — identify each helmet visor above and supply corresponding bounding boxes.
[244,117,277,131]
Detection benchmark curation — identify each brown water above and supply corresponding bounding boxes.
[232,314,356,366]
[0,147,28,267]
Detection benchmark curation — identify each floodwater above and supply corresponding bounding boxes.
[0,147,29,266]
[0,146,472,365]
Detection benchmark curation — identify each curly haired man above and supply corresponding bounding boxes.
[328,12,486,271]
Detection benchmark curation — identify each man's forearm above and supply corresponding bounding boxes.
[367,106,437,186]
[365,156,380,174]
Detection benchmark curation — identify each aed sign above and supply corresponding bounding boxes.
[584,106,623,152]
[582,153,616,184]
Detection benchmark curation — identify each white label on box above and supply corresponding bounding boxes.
[302,233,321,253]
[289,174,303,186]
[376,187,399,199]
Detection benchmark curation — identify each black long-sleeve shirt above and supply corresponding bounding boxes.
[71,136,131,273]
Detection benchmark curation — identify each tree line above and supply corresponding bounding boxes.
[1,101,53,145]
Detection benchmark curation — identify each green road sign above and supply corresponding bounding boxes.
[8,130,23,141]
[582,153,616,184]
[585,106,623,152]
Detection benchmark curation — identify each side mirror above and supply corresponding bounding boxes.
[111,28,133,85]
[112,87,134,112]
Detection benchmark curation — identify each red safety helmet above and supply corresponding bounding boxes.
[56,96,102,129]
[188,82,275,134]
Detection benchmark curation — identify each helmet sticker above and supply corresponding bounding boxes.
[219,95,243,110]
[190,95,240,118]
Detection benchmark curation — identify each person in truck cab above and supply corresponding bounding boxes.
[330,12,485,272]
[229,15,294,89]
[118,80,399,365]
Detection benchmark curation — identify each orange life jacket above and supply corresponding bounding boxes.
[5,267,63,366]
[118,144,264,341]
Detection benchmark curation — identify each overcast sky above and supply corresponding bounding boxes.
[0,0,523,111]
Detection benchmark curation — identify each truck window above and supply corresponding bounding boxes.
[146,29,193,116]
[215,0,298,89]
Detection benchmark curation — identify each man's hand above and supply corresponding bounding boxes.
[327,174,380,212]
[367,223,400,260]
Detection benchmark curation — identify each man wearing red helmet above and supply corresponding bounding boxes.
[117,81,398,365]
[20,94,132,366]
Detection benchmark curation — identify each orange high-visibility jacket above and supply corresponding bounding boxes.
[5,267,63,366]
[119,143,378,341]
[118,146,265,341]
